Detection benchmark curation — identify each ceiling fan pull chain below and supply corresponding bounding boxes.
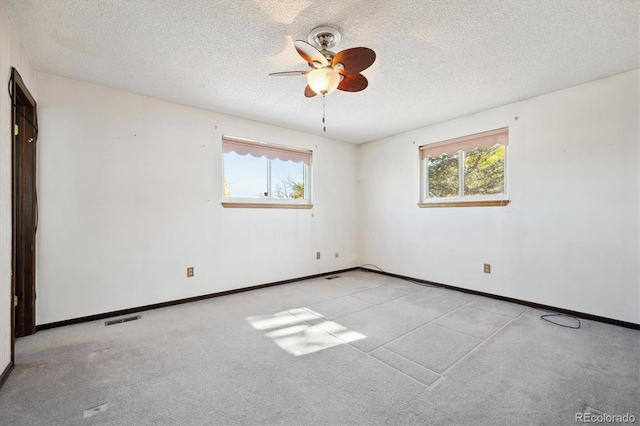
[322,94,326,132]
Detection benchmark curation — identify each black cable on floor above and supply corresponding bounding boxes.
[359,264,438,288]
[360,263,385,273]
[541,313,581,329]
[362,264,582,330]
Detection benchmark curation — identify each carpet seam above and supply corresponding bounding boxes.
[286,309,437,389]
[370,346,444,387]
[464,302,527,320]
[364,349,440,390]
[358,301,475,354]
[316,274,433,322]
[429,320,500,341]
[329,285,426,321]
[305,292,380,321]
[438,308,529,376]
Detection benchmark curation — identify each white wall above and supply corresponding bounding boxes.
[0,5,37,373]
[359,70,640,324]
[35,73,358,325]
[29,68,640,327]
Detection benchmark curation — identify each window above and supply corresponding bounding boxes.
[222,136,312,208]
[419,128,509,207]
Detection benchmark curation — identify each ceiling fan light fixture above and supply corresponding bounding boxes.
[307,67,341,95]
[270,27,376,131]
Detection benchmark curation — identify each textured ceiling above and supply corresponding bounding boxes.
[2,0,638,143]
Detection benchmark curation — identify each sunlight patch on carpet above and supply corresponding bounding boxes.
[247,309,366,356]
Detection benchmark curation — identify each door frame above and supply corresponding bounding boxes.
[10,67,38,363]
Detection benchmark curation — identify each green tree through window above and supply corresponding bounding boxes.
[273,176,304,199]
[428,153,459,198]
[426,145,505,198]
[464,145,504,195]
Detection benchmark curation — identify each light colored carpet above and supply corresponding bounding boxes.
[0,270,638,425]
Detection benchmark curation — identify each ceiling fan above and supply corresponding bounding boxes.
[270,26,376,98]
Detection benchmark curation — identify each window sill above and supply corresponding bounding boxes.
[222,202,313,209]
[418,199,510,208]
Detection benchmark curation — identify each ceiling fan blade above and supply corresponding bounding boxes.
[304,85,317,98]
[338,73,368,92]
[269,71,308,76]
[333,47,376,74]
[294,40,329,67]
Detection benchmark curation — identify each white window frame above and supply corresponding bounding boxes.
[221,136,313,209]
[419,128,510,207]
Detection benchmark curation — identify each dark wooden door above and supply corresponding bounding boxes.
[12,69,37,343]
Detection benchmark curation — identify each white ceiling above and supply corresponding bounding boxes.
[2,0,638,144]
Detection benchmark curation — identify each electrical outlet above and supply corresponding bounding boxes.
[187,267,194,277]
[316,252,321,259]
[484,264,491,274]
